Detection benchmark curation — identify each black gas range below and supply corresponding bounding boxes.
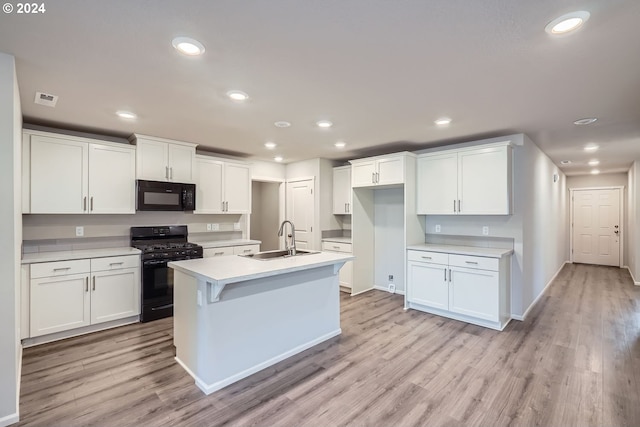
[131,225,203,322]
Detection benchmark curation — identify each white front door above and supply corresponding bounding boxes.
[286,179,314,250]
[572,188,621,266]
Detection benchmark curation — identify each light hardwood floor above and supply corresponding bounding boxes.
[17,263,640,426]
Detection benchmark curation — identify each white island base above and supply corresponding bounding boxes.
[170,253,351,395]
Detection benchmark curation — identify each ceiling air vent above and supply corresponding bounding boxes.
[34,91,58,107]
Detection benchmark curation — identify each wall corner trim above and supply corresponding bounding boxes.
[512,261,569,322]
[624,266,640,286]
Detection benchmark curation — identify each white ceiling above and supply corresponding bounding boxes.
[1,0,639,175]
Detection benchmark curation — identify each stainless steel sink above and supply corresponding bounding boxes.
[240,249,319,260]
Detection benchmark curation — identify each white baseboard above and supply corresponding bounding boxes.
[0,412,19,427]
[177,328,342,395]
[373,285,405,295]
[512,261,568,321]
[22,316,139,348]
[624,266,640,285]
[350,286,374,296]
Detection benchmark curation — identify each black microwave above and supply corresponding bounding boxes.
[136,180,196,212]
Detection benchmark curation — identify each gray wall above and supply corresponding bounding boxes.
[420,134,568,317]
[567,172,628,189]
[374,188,405,292]
[250,181,281,251]
[0,52,20,425]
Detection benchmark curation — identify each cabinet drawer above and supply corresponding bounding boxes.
[322,242,352,253]
[31,259,91,279]
[91,255,139,272]
[448,254,499,271]
[204,247,234,258]
[233,245,260,255]
[407,250,448,265]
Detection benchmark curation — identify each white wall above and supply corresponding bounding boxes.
[421,134,568,318]
[567,173,627,189]
[374,188,405,292]
[628,162,640,283]
[250,160,286,182]
[0,52,21,426]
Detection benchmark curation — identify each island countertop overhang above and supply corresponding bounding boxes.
[168,251,354,286]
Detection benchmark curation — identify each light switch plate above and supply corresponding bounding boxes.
[75,226,84,237]
[435,224,441,233]
[206,223,212,231]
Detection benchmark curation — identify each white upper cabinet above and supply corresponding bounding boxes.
[88,144,136,214]
[29,134,89,214]
[350,152,411,188]
[25,131,135,214]
[332,166,351,214]
[417,143,512,215]
[194,155,251,214]
[132,134,196,183]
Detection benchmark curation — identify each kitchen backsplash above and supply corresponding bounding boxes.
[424,233,514,249]
[22,212,247,253]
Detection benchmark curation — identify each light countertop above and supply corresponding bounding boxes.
[195,239,262,249]
[321,237,352,244]
[169,251,354,286]
[22,247,141,264]
[407,243,513,258]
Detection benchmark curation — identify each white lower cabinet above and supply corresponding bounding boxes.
[322,241,352,292]
[406,249,510,330]
[29,255,140,339]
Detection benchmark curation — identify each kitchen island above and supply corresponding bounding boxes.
[168,251,354,395]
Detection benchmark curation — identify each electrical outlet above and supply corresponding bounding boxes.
[211,223,220,231]
[388,283,396,293]
[75,226,84,237]
[233,222,241,230]
[482,226,489,235]
[435,224,441,233]
[206,223,212,231]
[388,275,394,281]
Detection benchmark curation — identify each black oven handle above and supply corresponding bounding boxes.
[143,260,169,267]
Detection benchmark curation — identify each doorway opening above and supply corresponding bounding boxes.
[250,181,284,251]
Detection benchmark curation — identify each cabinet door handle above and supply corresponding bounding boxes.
[465,261,479,265]
[214,252,224,256]
[83,196,87,212]
[458,200,461,212]
[170,167,173,180]
[243,249,252,253]
[453,200,456,213]
[85,277,89,292]
[347,203,350,213]
[90,196,94,211]
[421,256,432,260]
[333,246,340,250]
[444,268,447,281]
[372,172,375,184]
[92,276,96,291]
[53,267,71,271]
[165,166,169,179]
[109,262,124,266]
[377,172,380,183]
[448,269,452,282]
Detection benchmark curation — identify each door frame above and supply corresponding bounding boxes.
[569,186,624,267]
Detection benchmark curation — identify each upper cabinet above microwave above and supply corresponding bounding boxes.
[416,142,512,215]
[129,134,197,183]
[22,130,136,214]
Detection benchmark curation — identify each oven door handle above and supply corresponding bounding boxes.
[143,260,169,267]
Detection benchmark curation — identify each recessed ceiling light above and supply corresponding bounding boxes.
[172,37,205,56]
[227,90,249,102]
[574,117,598,125]
[264,142,277,149]
[316,120,333,128]
[335,141,346,148]
[584,144,599,152]
[588,159,600,166]
[274,156,283,162]
[434,117,452,126]
[560,160,572,165]
[116,110,137,120]
[274,121,291,128]
[545,11,590,35]
[591,169,600,175]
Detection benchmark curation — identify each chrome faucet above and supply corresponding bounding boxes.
[277,220,297,256]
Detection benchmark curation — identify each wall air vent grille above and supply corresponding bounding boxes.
[34,91,58,107]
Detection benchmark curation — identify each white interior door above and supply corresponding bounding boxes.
[286,179,314,250]
[572,188,621,266]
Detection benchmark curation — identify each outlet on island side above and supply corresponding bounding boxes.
[206,223,212,231]
[435,224,441,233]
[482,226,489,235]
[75,226,84,237]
